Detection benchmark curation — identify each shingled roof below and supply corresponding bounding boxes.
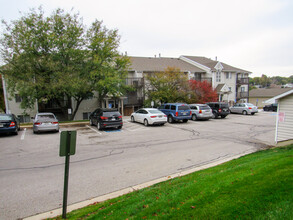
[182,56,251,73]
[129,56,206,73]
[249,88,293,98]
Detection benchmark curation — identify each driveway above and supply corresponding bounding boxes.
[0,112,276,219]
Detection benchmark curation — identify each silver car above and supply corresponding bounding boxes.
[230,103,258,115]
[189,104,213,120]
[33,112,59,133]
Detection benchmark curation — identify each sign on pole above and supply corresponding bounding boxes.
[60,131,77,219]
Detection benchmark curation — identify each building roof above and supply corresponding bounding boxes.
[129,56,206,73]
[265,89,293,104]
[249,88,293,98]
[181,56,251,73]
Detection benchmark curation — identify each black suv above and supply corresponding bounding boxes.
[89,108,123,130]
[263,103,277,112]
[206,102,230,119]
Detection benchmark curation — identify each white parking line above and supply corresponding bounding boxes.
[86,125,102,135]
[21,128,26,140]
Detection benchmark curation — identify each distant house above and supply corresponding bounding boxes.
[249,88,293,108]
[265,89,293,145]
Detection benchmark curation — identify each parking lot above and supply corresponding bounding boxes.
[0,112,276,219]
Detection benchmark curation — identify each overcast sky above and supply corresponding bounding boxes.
[1,0,293,77]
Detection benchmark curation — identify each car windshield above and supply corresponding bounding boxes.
[0,115,12,120]
[148,110,162,114]
[178,106,190,110]
[103,112,120,117]
[199,105,210,110]
[220,104,229,108]
[38,115,55,120]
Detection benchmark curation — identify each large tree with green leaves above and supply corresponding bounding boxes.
[0,7,129,120]
[145,67,189,106]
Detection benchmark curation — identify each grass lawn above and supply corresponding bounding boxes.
[51,145,293,219]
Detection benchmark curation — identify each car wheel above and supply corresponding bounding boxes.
[117,126,122,129]
[14,129,18,135]
[251,113,255,115]
[212,112,217,119]
[131,116,135,122]
[221,115,226,118]
[191,114,197,121]
[97,122,102,130]
[168,115,174,123]
[183,119,188,123]
[144,119,149,127]
[90,119,93,126]
[242,110,248,115]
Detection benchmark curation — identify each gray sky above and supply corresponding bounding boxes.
[1,0,293,77]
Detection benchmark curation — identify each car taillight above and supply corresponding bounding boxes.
[51,122,59,124]
[118,116,122,119]
[190,111,192,115]
[164,115,167,117]
[199,110,202,113]
[34,122,41,125]
[176,112,178,117]
[9,122,16,127]
[150,116,157,118]
[100,116,108,120]
[219,109,222,112]
[248,107,252,109]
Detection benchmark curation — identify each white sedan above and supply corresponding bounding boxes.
[131,108,167,126]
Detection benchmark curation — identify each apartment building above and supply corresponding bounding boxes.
[2,55,251,120]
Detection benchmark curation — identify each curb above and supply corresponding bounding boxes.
[23,149,256,220]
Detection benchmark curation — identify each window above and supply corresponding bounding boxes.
[171,105,176,110]
[229,87,232,91]
[15,94,22,103]
[18,115,30,123]
[241,87,245,92]
[165,105,170,110]
[226,72,232,79]
[83,112,91,120]
[216,70,221,82]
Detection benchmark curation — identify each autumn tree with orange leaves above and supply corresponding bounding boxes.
[188,80,218,103]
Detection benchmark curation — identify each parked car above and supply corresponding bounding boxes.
[230,103,258,115]
[206,102,230,119]
[158,103,191,123]
[189,104,213,121]
[33,112,59,134]
[263,103,278,112]
[89,108,123,130]
[0,113,20,135]
[131,108,167,126]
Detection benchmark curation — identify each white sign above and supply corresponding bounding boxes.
[151,101,154,107]
[68,108,72,115]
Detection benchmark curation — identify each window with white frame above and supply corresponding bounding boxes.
[226,72,232,79]
[216,70,221,82]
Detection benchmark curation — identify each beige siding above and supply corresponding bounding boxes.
[248,97,269,108]
[277,94,293,142]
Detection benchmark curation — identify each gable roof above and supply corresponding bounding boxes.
[181,56,251,73]
[265,89,293,103]
[249,88,293,98]
[129,56,206,73]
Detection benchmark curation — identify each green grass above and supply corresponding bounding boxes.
[50,145,293,220]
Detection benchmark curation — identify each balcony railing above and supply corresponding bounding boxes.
[124,96,144,105]
[192,77,213,84]
[237,77,249,85]
[237,91,249,99]
[125,78,144,87]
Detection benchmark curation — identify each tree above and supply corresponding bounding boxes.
[188,80,218,103]
[0,75,5,112]
[145,67,189,106]
[0,7,129,120]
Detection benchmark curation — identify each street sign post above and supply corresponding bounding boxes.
[59,130,77,219]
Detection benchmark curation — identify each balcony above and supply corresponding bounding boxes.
[237,77,249,85]
[237,91,249,99]
[126,78,144,88]
[192,77,213,84]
